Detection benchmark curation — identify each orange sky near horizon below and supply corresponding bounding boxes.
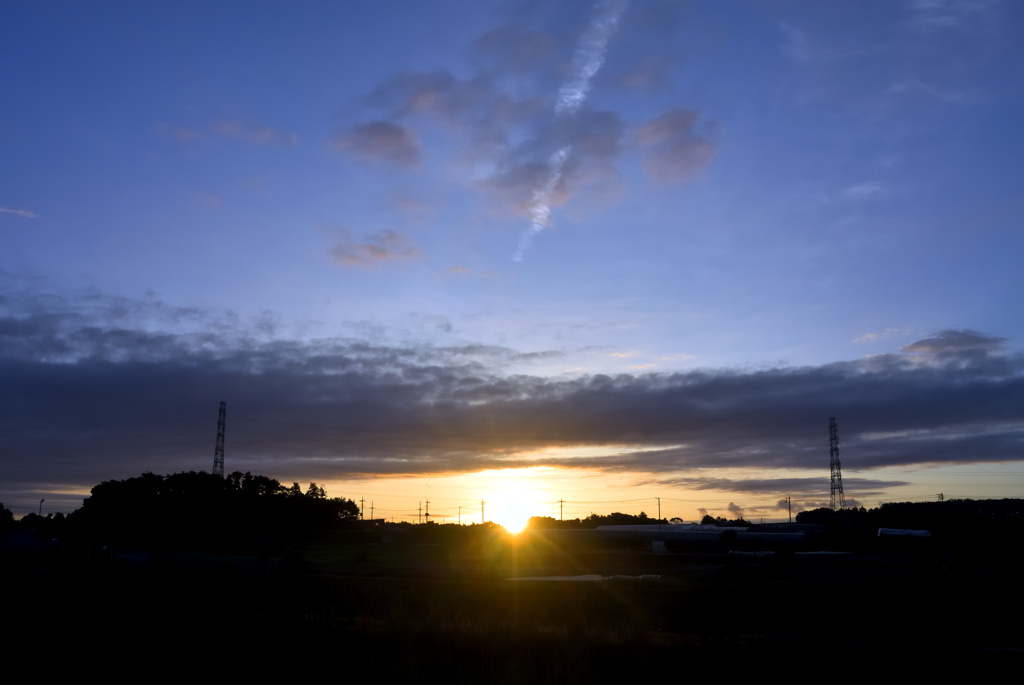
[312,461,1024,530]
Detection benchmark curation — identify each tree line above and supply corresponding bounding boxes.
[1,470,360,547]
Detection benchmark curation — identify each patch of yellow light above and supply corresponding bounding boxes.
[465,466,558,479]
[461,467,555,532]
[489,497,534,533]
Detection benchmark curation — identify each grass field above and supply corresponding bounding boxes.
[5,525,1023,677]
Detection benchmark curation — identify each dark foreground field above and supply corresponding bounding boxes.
[4,527,1024,679]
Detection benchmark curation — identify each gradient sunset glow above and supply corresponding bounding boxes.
[2,1,1023,518]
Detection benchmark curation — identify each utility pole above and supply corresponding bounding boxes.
[371,501,374,520]
[360,497,364,520]
[212,401,226,478]
[938,493,944,502]
[657,497,661,521]
[560,499,563,521]
[425,499,430,523]
[787,496,792,524]
[481,499,485,524]
[458,506,461,525]
[829,417,845,511]
[418,501,422,524]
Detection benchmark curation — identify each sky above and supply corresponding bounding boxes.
[2,0,1023,525]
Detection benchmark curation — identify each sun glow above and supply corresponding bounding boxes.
[466,467,553,533]
[489,498,533,533]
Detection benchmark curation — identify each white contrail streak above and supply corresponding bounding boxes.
[513,146,571,261]
[555,0,629,119]
[513,0,628,262]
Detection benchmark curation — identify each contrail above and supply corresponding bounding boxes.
[513,0,628,262]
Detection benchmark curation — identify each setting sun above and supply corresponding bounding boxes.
[490,498,533,533]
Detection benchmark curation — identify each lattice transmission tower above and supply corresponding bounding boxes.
[829,416,845,511]
[213,401,226,478]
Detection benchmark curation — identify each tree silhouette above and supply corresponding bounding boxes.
[0,502,13,535]
[67,470,361,548]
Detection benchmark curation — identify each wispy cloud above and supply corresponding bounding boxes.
[329,230,422,268]
[645,476,909,497]
[514,0,630,261]
[209,120,298,146]
[0,207,39,219]
[158,120,298,145]
[780,22,869,64]
[886,80,980,104]
[610,58,670,89]
[853,328,900,343]
[634,109,717,185]
[391,193,433,218]
[189,193,223,210]
[331,121,421,168]
[158,125,203,141]
[842,181,885,199]
[339,2,708,263]
[900,329,1006,358]
[906,0,1001,32]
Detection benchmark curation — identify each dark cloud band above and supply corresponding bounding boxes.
[2,294,1021,502]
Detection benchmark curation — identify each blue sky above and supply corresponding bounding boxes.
[2,1,1023,520]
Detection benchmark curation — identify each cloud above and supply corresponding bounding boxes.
[468,27,556,72]
[659,353,697,362]
[209,120,298,146]
[512,0,629,261]
[0,207,38,219]
[392,194,433,218]
[727,502,745,519]
[156,123,204,141]
[332,121,421,168]
[189,193,223,209]
[157,121,297,145]
[780,22,869,64]
[367,71,492,124]
[842,181,885,199]
[343,2,704,259]
[329,230,422,268]
[611,58,671,89]
[553,0,629,118]
[885,80,979,105]
[190,193,223,209]
[853,328,900,343]
[483,109,625,218]
[649,476,909,497]
[634,109,717,184]
[448,266,471,275]
[906,0,1000,32]
[2,290,1024,509]
[900,329,1006,360]
[776,499,805,514]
